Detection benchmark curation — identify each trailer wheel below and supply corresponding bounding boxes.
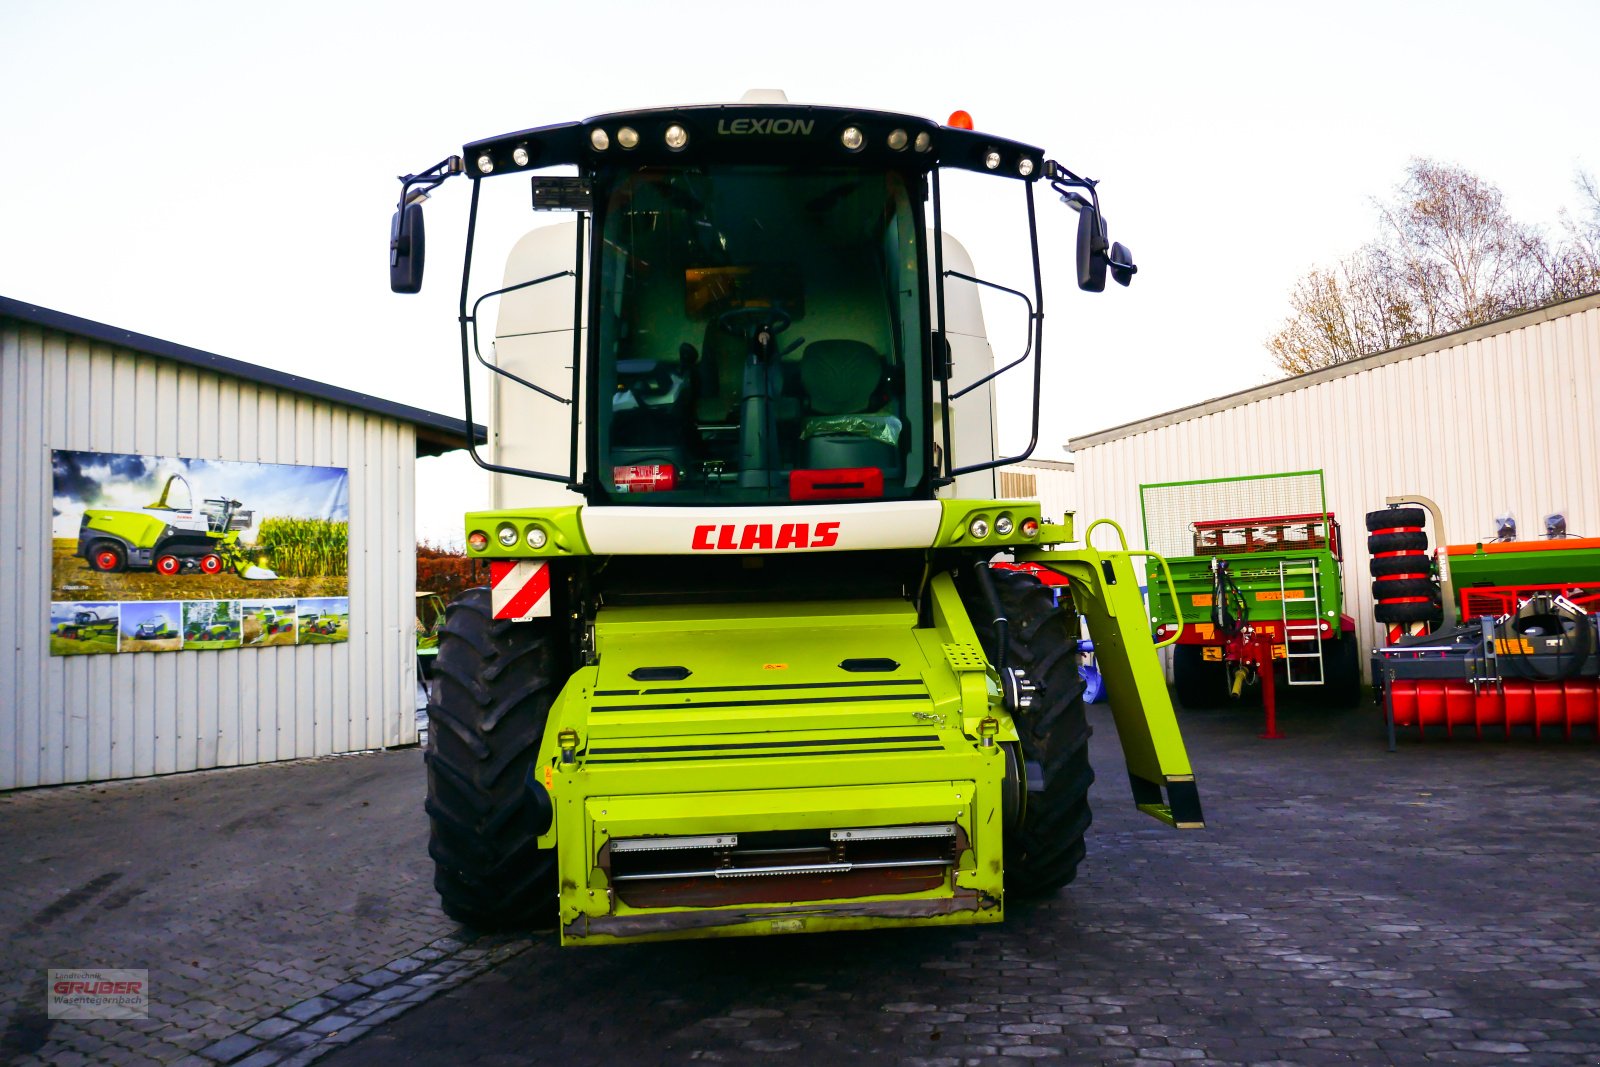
[1366,507,1426,532]
[1315,636,1362,708]
[425,586,560,930]
[90,542,126,573]
[964,567,1093,896]
[1173,644,1230,709]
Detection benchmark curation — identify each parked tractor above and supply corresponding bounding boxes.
[76,474,278,579]
[299,613,343,636]
[1143,471,1362,724]
[184,620,238,643]
[391,93,1202,945]
[415,591,446,679]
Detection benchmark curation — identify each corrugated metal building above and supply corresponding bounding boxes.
[0,297,478,789]
[1000,458,1076,524]
[1067,292,1600,680]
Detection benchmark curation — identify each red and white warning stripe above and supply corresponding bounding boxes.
[490,561,551,621]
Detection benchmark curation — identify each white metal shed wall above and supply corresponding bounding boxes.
[1068,295,1600,680]
[0,323,418,789]
[1000,459,1077,524]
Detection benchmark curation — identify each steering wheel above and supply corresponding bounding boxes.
[715,304,792,339]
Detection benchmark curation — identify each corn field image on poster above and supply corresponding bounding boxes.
[50,450,350,655]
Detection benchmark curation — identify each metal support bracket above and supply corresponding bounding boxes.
[1019,519,1204,829]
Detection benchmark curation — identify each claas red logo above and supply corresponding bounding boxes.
[692,522,840,551]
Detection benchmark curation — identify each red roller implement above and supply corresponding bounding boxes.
[1388,679,1600,739]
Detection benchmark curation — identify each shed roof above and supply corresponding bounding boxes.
[0,295,486,457]
[1068,290,1600,451]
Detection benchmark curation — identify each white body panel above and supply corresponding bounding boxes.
[935,233,1001,499]
[492,222,587,509]
[582,500,943,555]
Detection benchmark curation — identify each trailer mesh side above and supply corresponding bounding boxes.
[1140,471,1327,558]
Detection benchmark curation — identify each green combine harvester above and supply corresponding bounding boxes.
[1143,471,1361,714]
[390,92,1203,945]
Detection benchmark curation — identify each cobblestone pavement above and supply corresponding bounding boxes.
[0,748,460,1065]
[323,702,1600,1067]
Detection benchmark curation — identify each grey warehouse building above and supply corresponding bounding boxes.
[1,296,481,789]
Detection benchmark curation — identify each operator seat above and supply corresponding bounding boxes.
[798,340,902,475]
[695,321,748,424]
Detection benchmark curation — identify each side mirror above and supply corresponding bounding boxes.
[1109,241,1137,287]
[389,201,426,294]
[1075,206,1108,293]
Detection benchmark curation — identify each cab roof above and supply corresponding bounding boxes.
[463,103,1045,182]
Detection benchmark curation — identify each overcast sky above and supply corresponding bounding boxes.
[3,1,1595,543]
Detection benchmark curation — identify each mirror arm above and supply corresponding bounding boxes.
[1043,159,1100,213]
[396,154,465,211]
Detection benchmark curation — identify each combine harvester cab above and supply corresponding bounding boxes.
[391,93,1202,944]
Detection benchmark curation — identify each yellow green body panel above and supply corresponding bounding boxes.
[532,589,1014,945]
[471,501,1201,945]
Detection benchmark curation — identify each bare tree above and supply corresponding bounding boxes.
[1267,160,1599,375]
[1547,170,1600,299]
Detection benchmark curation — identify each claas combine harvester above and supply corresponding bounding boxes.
[390,92,1203,945]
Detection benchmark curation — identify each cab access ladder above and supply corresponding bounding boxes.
[1279,557,1324,685]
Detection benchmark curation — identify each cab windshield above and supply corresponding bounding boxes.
[594,165,927,504]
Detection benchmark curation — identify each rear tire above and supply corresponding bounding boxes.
[1173,644,1230,709]
[1315,636,1362,708]
[425,586,561,930]
[1374,598,1442,625]
[1370,554,1431,577]
[1372,578,1437,600]
[1366,507,1426,531]
[963,567,1093,896]
[1369,531,1428,554]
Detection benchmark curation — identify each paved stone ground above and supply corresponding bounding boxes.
[0,748,458,1065]
[322,700,1600,1067]
[5,697,1598,1066]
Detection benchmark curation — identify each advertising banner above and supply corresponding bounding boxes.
[50,450,350,656]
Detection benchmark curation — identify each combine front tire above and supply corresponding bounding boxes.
[966,568,1094,896]
[425,587,560,930]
